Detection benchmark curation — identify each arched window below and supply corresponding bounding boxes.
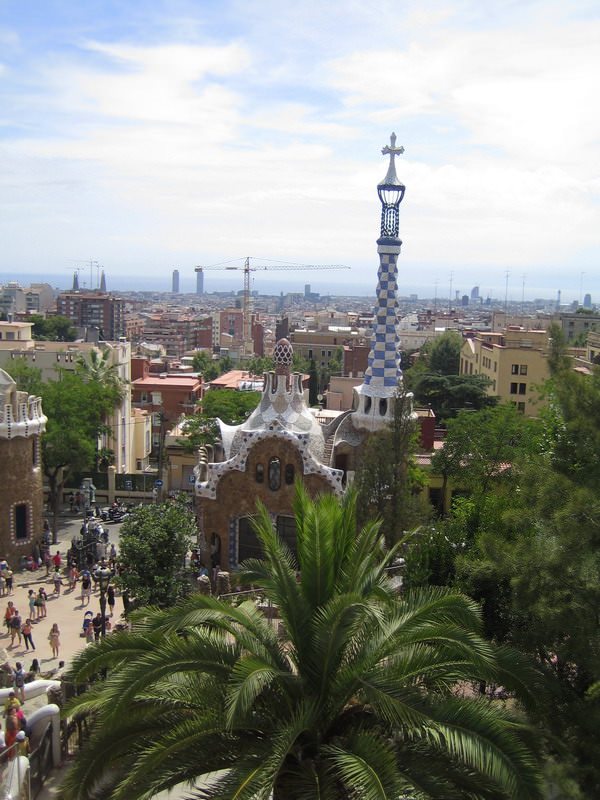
[379,398,387,416]
[268,457,281,490]
[285,464,295,485]
[255,463,264,483]
[364,396,371,414]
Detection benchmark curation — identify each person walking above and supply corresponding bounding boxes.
[48,623,60,658]
[5,568,13,595]
[80,570,92,606]
[27,590,36,620]
[4,601,15,634]
[52,569,62,595]
[36,587,47,619]
[68,563,79,592]
[92,612,103,641]
[107,584,115,617]
[13,662,25,703]
[8,610,21,648]
[21,620,34,652]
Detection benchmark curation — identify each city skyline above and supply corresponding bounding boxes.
[1,1,598,302]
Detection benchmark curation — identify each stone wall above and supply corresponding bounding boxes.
[198,436,335,571]
[0,435,44,563]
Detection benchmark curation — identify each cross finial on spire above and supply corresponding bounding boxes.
[382,131,404,162]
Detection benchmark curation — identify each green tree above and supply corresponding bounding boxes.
[117,499,197,609]
[1,359,44,396]
[75,348,125,391]
[354,390,427,545]
[409,372,496,422]
[431,404,541,508]
[428,330,462,375]
[191,350,211,373]
[40,373,122,536]
[62,486,542,800]
[29,313,77,341]
[180,389,261,451]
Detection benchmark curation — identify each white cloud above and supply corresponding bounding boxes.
[0,2,598,298]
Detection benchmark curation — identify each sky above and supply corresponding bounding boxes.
[0,0,598,302]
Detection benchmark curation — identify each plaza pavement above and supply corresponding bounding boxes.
[5,511,189,800]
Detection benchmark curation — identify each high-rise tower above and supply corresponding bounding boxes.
[172,269,180,294]
[351,133,410,431]
[196,268,204,295]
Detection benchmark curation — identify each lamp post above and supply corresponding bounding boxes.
[93,563,112,637]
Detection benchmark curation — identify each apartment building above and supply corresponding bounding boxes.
[56,292,125,340]
[460,327,549,415]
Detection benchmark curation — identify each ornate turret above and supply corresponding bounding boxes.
[351,133,411,431]
[0,370,47,439]
[0,369,47,562]
[218,338,326,462]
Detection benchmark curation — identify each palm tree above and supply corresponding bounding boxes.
[75,347,125,391]
[61,487,542,800]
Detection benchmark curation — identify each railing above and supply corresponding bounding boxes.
[0,742,30,799]
[29,721,53,798]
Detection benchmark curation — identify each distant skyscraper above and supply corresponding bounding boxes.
[72,271,79,291]
[100,270,106,293]
[470,285,479,301]
[196,269,204,295]
[172,269,180,294]
[584,293,592,309]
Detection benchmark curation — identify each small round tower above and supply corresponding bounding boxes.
[0,369,47,563]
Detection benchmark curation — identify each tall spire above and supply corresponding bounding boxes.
[72,271,79,291]
[100,270,107,293]
[351,134,408,431]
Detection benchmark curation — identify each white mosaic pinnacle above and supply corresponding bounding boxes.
[363,249,403,391]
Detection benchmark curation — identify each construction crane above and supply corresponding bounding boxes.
[195,258,350,356]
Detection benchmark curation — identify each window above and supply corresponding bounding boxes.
[493,361,497,372]
[517,402,526,413]
[151,392,162,404]
[510,382,518,394]
[285,464,295,485]
[268,457,281,491]
[14,503,28,540]
[255,463,264,483]
[519,383,526,395]
[379,398,388,416]
[520,365,528,375]
[511,364,519,374]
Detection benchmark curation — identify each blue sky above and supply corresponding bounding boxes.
[0,0,598,301]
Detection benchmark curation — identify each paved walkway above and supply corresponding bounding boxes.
[3,511,124,799]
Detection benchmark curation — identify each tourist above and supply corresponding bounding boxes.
[5,707,19,755]
[8,610,21,648]
[0,573,5,598]
[15,730,30,757]
[27,590,36,620]
[3,601,14,632]
[107,584,115,617]
[13,662,25,703]
[27,658,40,681]
[92,612,103,641]
[3,692,20,717]
[21,620,34,652]
[48,623,60,658]
[36,587,47,619]
[68,563,79,592]
[4,568,13,595]
[80,570,92,606]
[52,551,61,570]
[52,569,62,595]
